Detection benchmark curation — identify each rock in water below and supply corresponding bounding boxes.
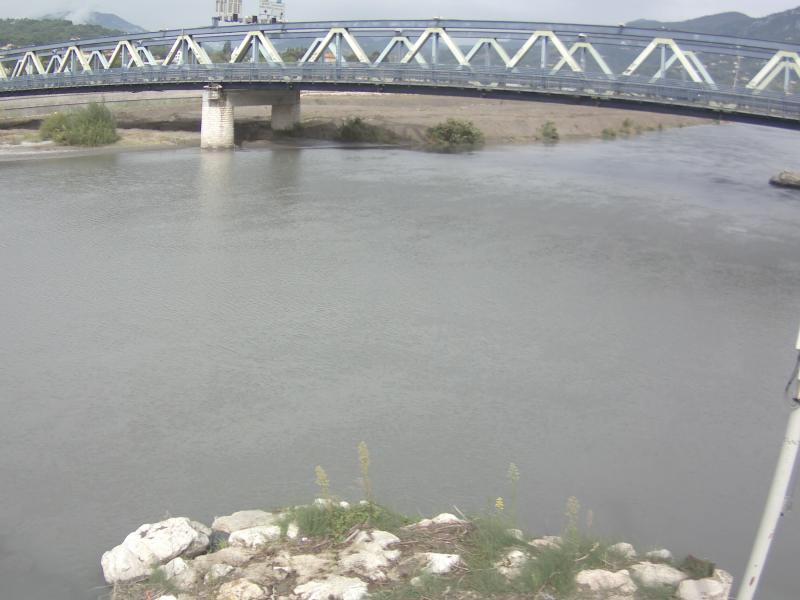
[101,517,211,584]
[770,171,800,189]
[677,569,733,600]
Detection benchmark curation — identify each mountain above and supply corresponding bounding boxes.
[628,6,800,43]
[0,18,121,48]
[44,10,146,34]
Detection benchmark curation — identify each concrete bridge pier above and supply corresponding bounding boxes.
[200,87,301,150]
[201,86,234,149]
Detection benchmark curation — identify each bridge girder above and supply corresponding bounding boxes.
[163,35,213,67]
[623,38,704,83]
[552,42,613,76]
[747,51,800,92]
[1,19,799,123]
[230,31,283,64]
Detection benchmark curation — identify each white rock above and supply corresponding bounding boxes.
[205,563,236,583]
[609,543,638,560]
[645,549,674,562]
[413,513,466,528]
[161,557,200,590]
[418,553,462,575]
[575,569,638,599]
[101,518,212,584]
[289,553,337,583]
[507,529,525,541]
[193,547,257,572]
[495,549,529,578]
[229,526,282,550]
[341,530,401,582]
[677,569,733,600]
[212,511,278,534]
[339,501,351,509]
[217,578,267,600]
[294,576,369,600]
[286,522,300,540]
[630,562,687,588]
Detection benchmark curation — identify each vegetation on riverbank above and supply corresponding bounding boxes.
[424,118,485,152]
[334,117,399,144]
[40,103,119,147]
[106,443,729,600]
[0,18,119,47]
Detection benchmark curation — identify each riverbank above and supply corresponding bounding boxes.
[102,502,733,600]
[0,91,707,159]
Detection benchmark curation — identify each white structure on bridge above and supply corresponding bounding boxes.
[259,0,286,24]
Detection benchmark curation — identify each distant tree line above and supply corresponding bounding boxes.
[0,19,120,48]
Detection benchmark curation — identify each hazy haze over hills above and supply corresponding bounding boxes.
[629,6,800,42]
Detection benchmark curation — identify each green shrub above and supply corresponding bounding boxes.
[601,128,618,140]
[39,103,119,147]
[335,117,397,144]
[539,121,560,142]
[424,118,485,153]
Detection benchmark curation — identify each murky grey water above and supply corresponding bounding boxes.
[1,124,799,600]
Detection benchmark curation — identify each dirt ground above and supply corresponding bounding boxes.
[0,90,707,150]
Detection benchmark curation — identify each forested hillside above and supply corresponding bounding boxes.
[0,19,120,48]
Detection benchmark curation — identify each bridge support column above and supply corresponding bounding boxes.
[201,86,235,150]
[270,90,301,131]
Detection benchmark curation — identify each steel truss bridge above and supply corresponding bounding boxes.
[2,19,800,128]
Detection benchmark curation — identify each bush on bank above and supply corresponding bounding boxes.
[39,103,120,147]
[334,117,398,144]
[424,118,485,152]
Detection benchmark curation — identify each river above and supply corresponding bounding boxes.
[1,124,799,600]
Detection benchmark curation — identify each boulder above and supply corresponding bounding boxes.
[770,171,800,190]
[286,522,300,540]
[216,579,267,600]
[161,557,201,590]
[645,549,674,562]
[340,530,401,582]
[575,569,637,600]
[193,547,257,572]
[507,529,525,541]
[417,553,462,575]
[630,562,687,588]
[412,513,466,528]
[212,511,278,534]
[101,518,212,584]
[205,563,236,583]
[495,549,529,579]
[609,543,637,560]
[229,526,282,550]
[677,569,733,600]
[294,575,369,600]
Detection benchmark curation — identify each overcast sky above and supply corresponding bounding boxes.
[6,0,799,31]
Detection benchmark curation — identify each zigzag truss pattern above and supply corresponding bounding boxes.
[0,26,796,93]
